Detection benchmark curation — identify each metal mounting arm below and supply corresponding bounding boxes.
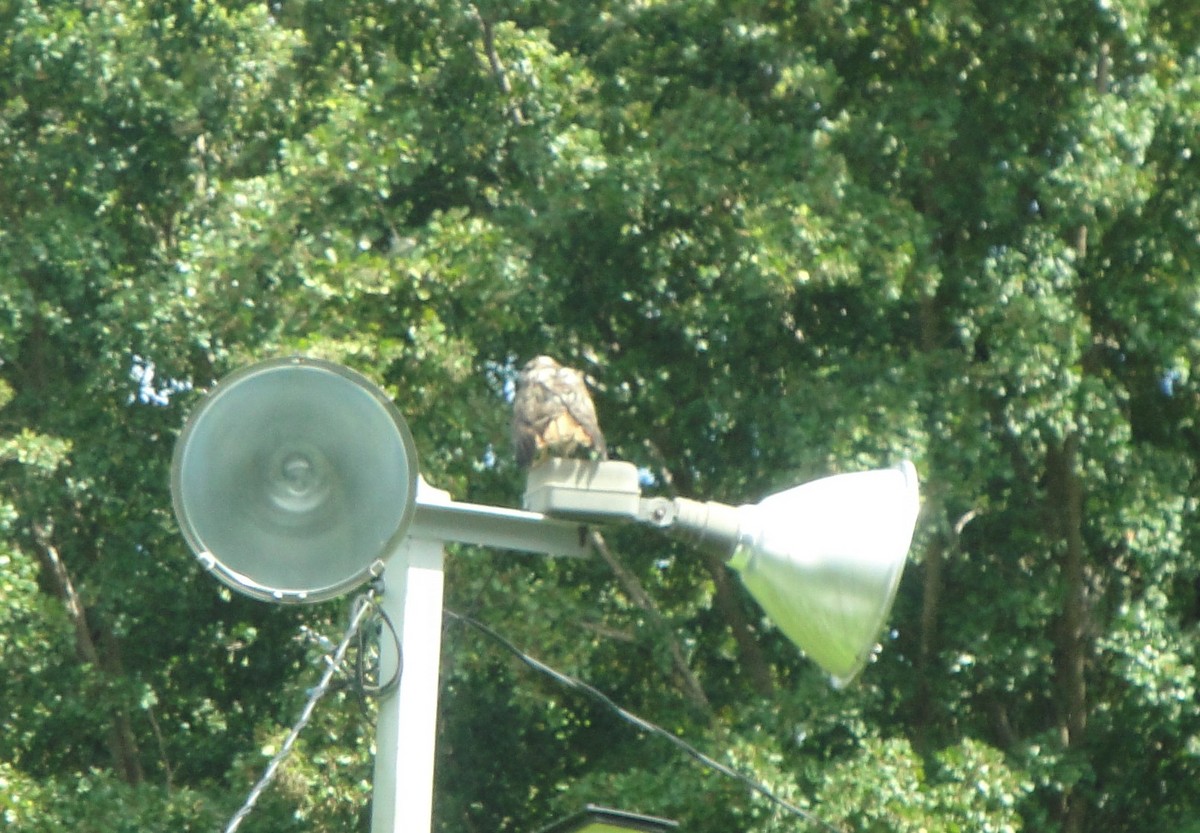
[521,459,747,560]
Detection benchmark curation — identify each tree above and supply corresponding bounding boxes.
[2,0,1198,831]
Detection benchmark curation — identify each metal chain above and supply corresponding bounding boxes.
[223,592,378,833]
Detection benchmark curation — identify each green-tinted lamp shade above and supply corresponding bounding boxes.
[729,462,920,686]
[170,357,419,603]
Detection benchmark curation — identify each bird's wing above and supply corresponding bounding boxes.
[511,381,546,469]
[553,367,606,457]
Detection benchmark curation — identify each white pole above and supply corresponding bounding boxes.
[370,535,446,833]
[367,480,588,832]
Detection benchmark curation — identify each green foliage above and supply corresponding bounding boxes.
[2,0,1199,830]
[815,737,1031,833]
[0,763,223,832]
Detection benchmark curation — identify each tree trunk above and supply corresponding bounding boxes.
[1047,436,1088,833]
[914,529,944,747]
[700,550,775,697]
[33,524,144,785]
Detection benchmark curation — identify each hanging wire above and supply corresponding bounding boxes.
[355,599,402,697]
[222,592,379,833]
[296,591,401,700]
[219,593,841,832]
[444,608,846,833]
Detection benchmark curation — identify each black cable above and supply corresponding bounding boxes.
[445,608,846,833]
[355,599,402,698]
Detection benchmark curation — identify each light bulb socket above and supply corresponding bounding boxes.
[656,497,742,558]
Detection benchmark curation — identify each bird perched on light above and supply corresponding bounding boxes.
[512,356,607,469]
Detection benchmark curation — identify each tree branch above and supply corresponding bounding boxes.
[588,529,714,717]
[468,4,526,127]
[643,440,775,698]
[33,523,100,666]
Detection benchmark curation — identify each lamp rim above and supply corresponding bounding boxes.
[170,355,420,603]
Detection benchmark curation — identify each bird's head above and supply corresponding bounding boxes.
[522,355,563,373]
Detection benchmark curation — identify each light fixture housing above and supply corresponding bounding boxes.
[525,459,921,686]
[723,462,919,686]
[538,805,678,833]
[170,356,419,603]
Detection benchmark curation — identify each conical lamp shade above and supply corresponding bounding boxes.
[729,462,919,686]
[171,357,419,603]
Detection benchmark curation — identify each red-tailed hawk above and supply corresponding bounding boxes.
[512,356,607,468]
